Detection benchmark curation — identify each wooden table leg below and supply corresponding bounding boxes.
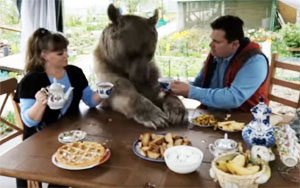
[27,180,41,188]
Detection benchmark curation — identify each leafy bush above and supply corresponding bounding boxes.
[280,23,300,48]
[0,0,20,25]
[65,15,84,27]
[271,23,300,57]
[156,56,204,78]
[271,35,291,57]
[0,111,15,135]
[65,14,109,62]
[157,28,210,58]
[246,28,275,42]
[1,32,21,54]
[0,0,21,55]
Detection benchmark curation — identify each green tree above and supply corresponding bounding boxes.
[114,0,156,14]
[0,0,20,26]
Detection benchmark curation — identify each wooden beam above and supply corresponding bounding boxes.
[269,94,298,108]
[275,61,300,72]
[272,78,300,90]
[0,25,21,33]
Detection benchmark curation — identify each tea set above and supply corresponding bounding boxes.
[208,96,299,185]
[96,82,114,99]
[242,97,275,147]
[158,77,173,91]
[44,78,73,110]
[274,124,300,167]
[209,133,237,157]
[44,79,114,109]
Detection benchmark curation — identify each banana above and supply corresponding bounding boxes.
[256,164,271,184]
[247,162,254,167]
[216,160,229,172]
[231,154,246,167]
[226,161,260,175]
[265,165,271,179]
[226,161,236,174]
[237,142,244,153]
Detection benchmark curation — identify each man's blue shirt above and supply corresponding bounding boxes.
[189,54,268,110]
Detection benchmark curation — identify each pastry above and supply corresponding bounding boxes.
[55,141,107,168]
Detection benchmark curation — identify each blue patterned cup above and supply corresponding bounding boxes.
[97,82,113,99]
[158,77,173,91]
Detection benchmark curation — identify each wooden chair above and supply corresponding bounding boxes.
[268,53,300,109]
[0,78,40,188]
[0,77,23,144]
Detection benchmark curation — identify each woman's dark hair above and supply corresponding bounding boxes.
[211,15,244,43]
[25,28,69,73]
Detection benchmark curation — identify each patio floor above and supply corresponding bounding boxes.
[0,136,22,188]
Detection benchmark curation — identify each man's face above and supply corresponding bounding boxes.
[209,29,239,58]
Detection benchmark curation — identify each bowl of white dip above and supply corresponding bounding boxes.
[164,145,203,174]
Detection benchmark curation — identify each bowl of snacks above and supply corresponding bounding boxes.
[210,153,270,188]
[133,132,191,162]
[191,114,218,127]
[164,145,203,174]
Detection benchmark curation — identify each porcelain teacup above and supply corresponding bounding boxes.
[97,82,114,99]
[275,124,300,167]
[158,77,173,91]
[209,138,238,157]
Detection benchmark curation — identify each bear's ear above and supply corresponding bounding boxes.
[108,4,121,25]
[148,9,158,26]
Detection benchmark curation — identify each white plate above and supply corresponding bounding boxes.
[51,149,111,170]
[58,130,87,144]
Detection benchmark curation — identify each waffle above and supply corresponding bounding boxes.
[55,141,107,168]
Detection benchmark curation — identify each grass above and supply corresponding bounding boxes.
[0,111,14,135]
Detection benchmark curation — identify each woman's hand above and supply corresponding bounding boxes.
[35,88,48,105]
[26,88,48,122]
[171,80,190,97]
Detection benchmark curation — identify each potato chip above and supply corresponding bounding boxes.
[138,133,191,159]
[147,150,160,159]
[140,133,150,146]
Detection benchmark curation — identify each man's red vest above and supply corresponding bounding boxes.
[200,41,269,112]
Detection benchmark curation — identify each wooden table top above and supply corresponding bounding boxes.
[0,108,298,188]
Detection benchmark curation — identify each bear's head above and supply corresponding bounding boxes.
[98,4,158,69]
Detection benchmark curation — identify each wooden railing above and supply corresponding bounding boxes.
[0,25,21,33]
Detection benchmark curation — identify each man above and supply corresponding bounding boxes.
[171,15,269,112]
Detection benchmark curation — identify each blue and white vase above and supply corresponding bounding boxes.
[242,97,275,147]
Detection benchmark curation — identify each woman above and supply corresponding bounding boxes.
[14,28,103,187]
[15,28,102,139]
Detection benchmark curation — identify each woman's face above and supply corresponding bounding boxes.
[42,49,68,69]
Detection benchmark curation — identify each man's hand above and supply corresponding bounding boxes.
[171,80,190,97]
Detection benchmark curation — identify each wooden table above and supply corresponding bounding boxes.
[0,108,298,187]
[0,53,25,73]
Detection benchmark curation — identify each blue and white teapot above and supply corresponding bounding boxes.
[242,97,275,147]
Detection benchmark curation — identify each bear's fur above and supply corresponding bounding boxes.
[94,4,187,129]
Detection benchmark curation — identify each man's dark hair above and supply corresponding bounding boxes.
[211,15,244,43]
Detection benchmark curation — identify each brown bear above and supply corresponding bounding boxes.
[94,4,187,129]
